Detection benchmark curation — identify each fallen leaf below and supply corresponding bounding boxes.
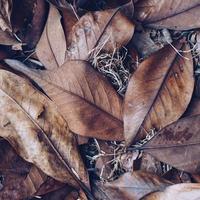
[0,0,12,32]
[24,166,64,197]
[92,171,172,200]
[135,0,200,30]
[5,59,124,141]
[23,0,48,50]
[36,4,66,70]
[0,139,31,200]
[142,114,200,173]
[124,42,194,144]
[0,69,90,190]
[65,9,134,61]
[141,183,200,200]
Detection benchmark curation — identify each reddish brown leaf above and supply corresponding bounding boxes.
[135,0,200,30]
[142,114,200,173]
[6,59,124,141]
[0,69,90,192]
[124,42,194,145]
[36,4,66,70]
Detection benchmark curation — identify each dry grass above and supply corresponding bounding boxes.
[88,38,137,96]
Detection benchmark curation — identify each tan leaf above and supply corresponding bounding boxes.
[0,0,12,32]
[135,0,200,30]
[65,9,134,60]
[92,171,172,200]
[124,42,194,145]
[142,183,200,200]
[141,114,200,173]
[36,4,66,70]
[5,59,124,141]
[0,69,90,190]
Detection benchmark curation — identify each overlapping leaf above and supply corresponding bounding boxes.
[92,171,172,200]
[5,59,124,141]
[142,114,200,173]
[135,0,200,30]
[0,69,89,189]
[124,42,194,145]
[142,183,200,200]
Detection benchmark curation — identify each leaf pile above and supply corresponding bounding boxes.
[0,0,200,199]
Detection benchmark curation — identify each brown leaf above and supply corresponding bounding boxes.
[141,183,200,200]
[124,42,194,144]
[0,139,31,200]
[65,9,134,61]
[92,171,172,200]
[135,0,200,30]
[23,0,48,50]
[36,4,66,70]
[0,69,90,190]
[0,0,12,32]
[142,114,200,173]
[5,59,124,141]
[24,166,64,197]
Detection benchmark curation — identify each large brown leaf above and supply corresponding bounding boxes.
[124,42,194,145]
[36,4,66,70]
[0,70,90,191]
[134,0,200,30]
[92,171,172,200]
[5,59,124,141]
[65,8,134,61]
[141,114,200,173]
[142,183,200,200]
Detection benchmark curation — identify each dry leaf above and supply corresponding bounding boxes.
[124,42,194,145]
[23,0,48,49]
[0,0,12,32]
[5,59,124,141]
[36,4,66,70]
[0,69,89,190]
[142,114,200,173]
[142,183,200,200]
[0,140,31,200]
[92,171,172,200]
[135,0,200,30]
[65,9,134,60]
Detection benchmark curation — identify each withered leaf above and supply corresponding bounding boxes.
[142,114,200,173]
[36,4,66,70]
[6,59,124,141]
[124,42,194,145]
[0,0,12,32]
[92,171,172,200]
[0,69,89,189]
[142,183,200,200]
[0,139,31,200]
[23,0,48,50]
[65,9,134,61]
[135,0,200,30]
